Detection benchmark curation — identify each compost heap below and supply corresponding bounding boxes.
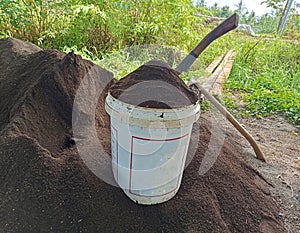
[0,38,286,233]
[109,60,198,108]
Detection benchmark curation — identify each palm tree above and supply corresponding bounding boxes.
[197,0,206,8]
[221,6,231,18]
[235,0,247,15]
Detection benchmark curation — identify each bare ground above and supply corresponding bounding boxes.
[225,114,300,233]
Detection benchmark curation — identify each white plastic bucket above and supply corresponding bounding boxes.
[105,93,200,205]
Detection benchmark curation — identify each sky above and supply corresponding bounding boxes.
[205,0,300,16]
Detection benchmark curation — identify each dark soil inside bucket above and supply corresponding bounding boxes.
[0,38,287,233]
[109,60,198,109]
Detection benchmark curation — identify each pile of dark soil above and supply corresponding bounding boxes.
[109,60,198,108]
[0,38,286,232]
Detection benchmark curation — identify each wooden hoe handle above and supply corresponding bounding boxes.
[193,83,266,162]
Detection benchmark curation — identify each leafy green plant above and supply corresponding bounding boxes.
[224,38,300,125]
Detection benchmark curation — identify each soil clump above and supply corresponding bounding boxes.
[109,60,198,109]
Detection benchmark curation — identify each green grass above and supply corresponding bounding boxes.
[224,38,300,126]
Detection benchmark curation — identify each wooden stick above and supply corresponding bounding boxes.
[192,81,266,162]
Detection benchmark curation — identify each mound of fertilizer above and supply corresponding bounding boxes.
[109,60,198,108]
[0,38,286,233]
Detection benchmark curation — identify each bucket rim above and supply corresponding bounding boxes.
[107,91,200,112]
[105,92,200,128]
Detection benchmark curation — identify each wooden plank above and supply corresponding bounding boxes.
[206,54,224,73]
[196,54,223,85]
[211,49,236,96]
[202,52,231,92]
[193,49,236,94]
[200,54,225,90]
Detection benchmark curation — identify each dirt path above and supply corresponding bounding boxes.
[226,115,300,233]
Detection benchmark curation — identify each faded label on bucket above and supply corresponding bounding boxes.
[128,134,189,196]
[110,116,192,199]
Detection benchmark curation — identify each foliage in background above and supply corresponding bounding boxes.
[0,0,69,46]
[224,39,300,125]
[196,0,300,36]
[0,0,206,55]
[1,0,300,52]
